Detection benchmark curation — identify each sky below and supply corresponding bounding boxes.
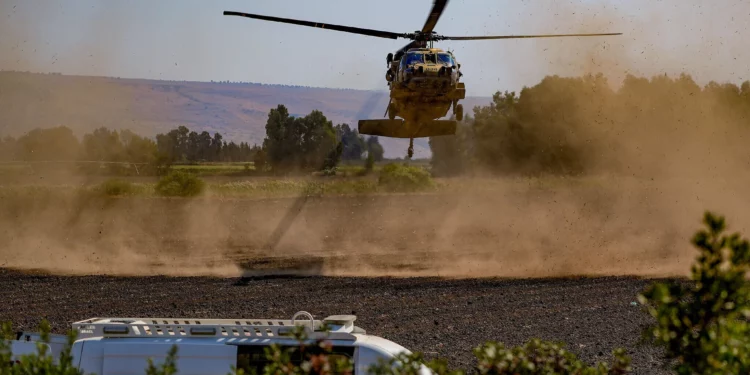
[1,0,749,96]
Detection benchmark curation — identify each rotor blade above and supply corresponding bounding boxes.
[440,32,622,40]
[224,11,405,40]
[422,0,449,33]
[396,40,420,55]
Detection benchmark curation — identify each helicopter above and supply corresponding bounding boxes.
[224,1,621,158]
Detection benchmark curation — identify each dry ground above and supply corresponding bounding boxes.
[2,176,747,374]
[0,269,672,374]
[4,176,745,278]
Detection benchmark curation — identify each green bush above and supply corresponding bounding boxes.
[378,163,435,192]
[97,178,135,196]
[367,341,630,375]
[472,340,630,375]
[155,171,205,197]
[638,211,750,374]
[1,320,83,375]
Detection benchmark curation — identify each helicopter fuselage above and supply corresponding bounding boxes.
[384,48,466,124]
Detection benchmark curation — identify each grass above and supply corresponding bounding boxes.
[209,179,380,197]
[0,160,426,179]
[0,178,432,200]
[378,163,436,192]
[171,163,255,176]
[0,168,629,200]
[155,171,206,197]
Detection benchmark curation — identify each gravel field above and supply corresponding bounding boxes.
[0,269,673,374]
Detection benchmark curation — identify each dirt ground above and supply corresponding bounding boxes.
[0,269,672,374]
[2,176,747,374]
[3,176,748,278]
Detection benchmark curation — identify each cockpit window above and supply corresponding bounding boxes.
[405,53,423,65]
[425,54,437,64]
[438,53,454,66]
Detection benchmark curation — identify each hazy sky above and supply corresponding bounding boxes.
[1,0,749,96]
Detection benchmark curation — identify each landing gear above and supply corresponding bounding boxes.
[455,103,464,122]
[407,138,414,159]
[388,102,397,120]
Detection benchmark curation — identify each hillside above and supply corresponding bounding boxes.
[0,71,490,158]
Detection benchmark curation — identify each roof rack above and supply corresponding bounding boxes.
[72,311,363,341]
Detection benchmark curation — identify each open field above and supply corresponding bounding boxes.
[0,268,672,374]
[2,174,748,278]
[1,171,747,375]
[0,170,619,199]
[0,160,431,181]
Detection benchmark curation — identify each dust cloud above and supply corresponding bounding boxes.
[1,173,747,279]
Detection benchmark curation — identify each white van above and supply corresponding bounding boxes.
[9,311,429,375]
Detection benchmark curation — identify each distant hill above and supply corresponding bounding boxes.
[0,71,491,158]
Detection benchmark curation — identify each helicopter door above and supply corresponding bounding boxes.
[398,56,408,82]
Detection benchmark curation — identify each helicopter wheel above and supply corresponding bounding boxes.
[455,104,464,122]
[407,138,414,159]
[388,103,396,120]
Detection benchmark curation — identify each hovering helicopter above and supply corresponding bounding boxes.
[224,1,621,158]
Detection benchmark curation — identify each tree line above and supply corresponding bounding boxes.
[257,104,383,173]
[0,104,384,174]
[430,73,750,177]
[0,126,257,165]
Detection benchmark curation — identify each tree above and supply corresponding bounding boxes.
[366,136,384,162]
[186,131,199,162]
[335,124,365,161]
[121,129,157,164]
[263,104,294,170]
[0,136,17,161]
[253,146,268,172]
[154,126,226,163]
[16,126,81,161]
[639,212,750,374]
[262,105,340,172]
[211,132,223,161]
[197,131,212,161]
[155,125,190,163]
[83,127,123,161]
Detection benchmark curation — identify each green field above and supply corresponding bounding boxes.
[171,163,254,176]
[0,159,432,178]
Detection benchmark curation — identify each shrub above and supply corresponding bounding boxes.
[1,320,83,374]
[155,171,205,197]
[638,211,750,374]
[1,319,181,375]
[377,163,435,192]
[97,178,135,196]
[473,340,630,375]
[367,341,630,375]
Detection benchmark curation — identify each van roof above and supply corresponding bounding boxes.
[72,311,362,341]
